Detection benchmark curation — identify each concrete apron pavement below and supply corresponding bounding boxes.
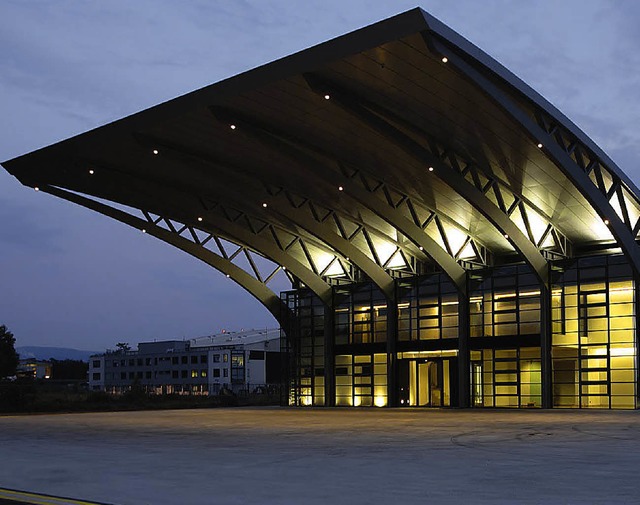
[0,407,638,505]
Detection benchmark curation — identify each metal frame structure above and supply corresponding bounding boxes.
[4,8,639,409]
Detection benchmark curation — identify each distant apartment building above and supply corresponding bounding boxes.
[16,359,52,380]
[88,329,282,394]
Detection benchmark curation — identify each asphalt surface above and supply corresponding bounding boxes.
[0,407,639,504]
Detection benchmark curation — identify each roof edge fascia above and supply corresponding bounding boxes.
[423,11,640,197]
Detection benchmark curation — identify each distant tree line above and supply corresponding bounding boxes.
[50,359,88,381]
[0,325,19,378]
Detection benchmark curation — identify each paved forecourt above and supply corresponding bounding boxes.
[0,407,639,505]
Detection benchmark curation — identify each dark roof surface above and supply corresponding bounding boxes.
[4,8,640,312]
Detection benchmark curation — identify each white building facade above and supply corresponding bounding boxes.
[89,329,282,395]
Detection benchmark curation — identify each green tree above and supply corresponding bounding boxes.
[0,325,19,378]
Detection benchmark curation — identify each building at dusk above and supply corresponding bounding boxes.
[88,329,281,394]
[4,9,639,409]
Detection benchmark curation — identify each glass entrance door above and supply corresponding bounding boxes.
[399,358,451,407]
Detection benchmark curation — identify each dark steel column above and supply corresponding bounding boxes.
[540,281,553,408]
[386,298,399,407]
[457,290,470,408]
[323,301,336,407]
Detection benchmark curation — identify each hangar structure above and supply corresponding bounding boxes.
[4,8,639,409]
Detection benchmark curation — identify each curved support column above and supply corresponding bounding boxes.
[41,185,289,325]
[137,147,397,301]
[303,73,549,286]
[428,37,640,279]
[208,109,468,293]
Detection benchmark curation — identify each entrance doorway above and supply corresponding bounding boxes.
[398,358,457,407]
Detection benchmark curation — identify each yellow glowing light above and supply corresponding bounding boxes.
[397,350,458,359]
[374,396,386,407]
[443,224,467,256]
[611,347,635,356]
[524,207,549,245]
[353,396,361,407]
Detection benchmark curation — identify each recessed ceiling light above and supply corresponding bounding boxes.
[230,124,236,130]
[226,274,230,278]
[338,186,344,191]
[537,143,543,149]
[89,169,94,175]
[604,219,610,225]
[419,246,424,251]
[428,166,434,172]
[34,187,39,191]
[262,203,268,208]
[441,56,448,63]
[142,229,146,233]
[197,217,203,222]
[324,94,330,100]
[152,149,159,155]
[504,234,509,239]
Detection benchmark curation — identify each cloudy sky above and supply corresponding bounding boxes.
[2,0,639,351]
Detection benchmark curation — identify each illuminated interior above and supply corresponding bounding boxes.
[284,255,636,410]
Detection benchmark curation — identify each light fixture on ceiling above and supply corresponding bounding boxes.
[152,149,159,155]
[441,56,448,63]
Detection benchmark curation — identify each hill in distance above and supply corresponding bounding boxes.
[17,346,99,362]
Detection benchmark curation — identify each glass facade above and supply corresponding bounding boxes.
[282,254,638,409]
[282,289,326,406]
[551,255,636,408]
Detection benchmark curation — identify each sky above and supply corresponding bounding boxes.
[1,0,640,351]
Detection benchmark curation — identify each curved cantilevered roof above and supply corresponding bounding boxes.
[4,8,640,322]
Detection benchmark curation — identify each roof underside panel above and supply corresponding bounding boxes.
[3,7,636,296]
